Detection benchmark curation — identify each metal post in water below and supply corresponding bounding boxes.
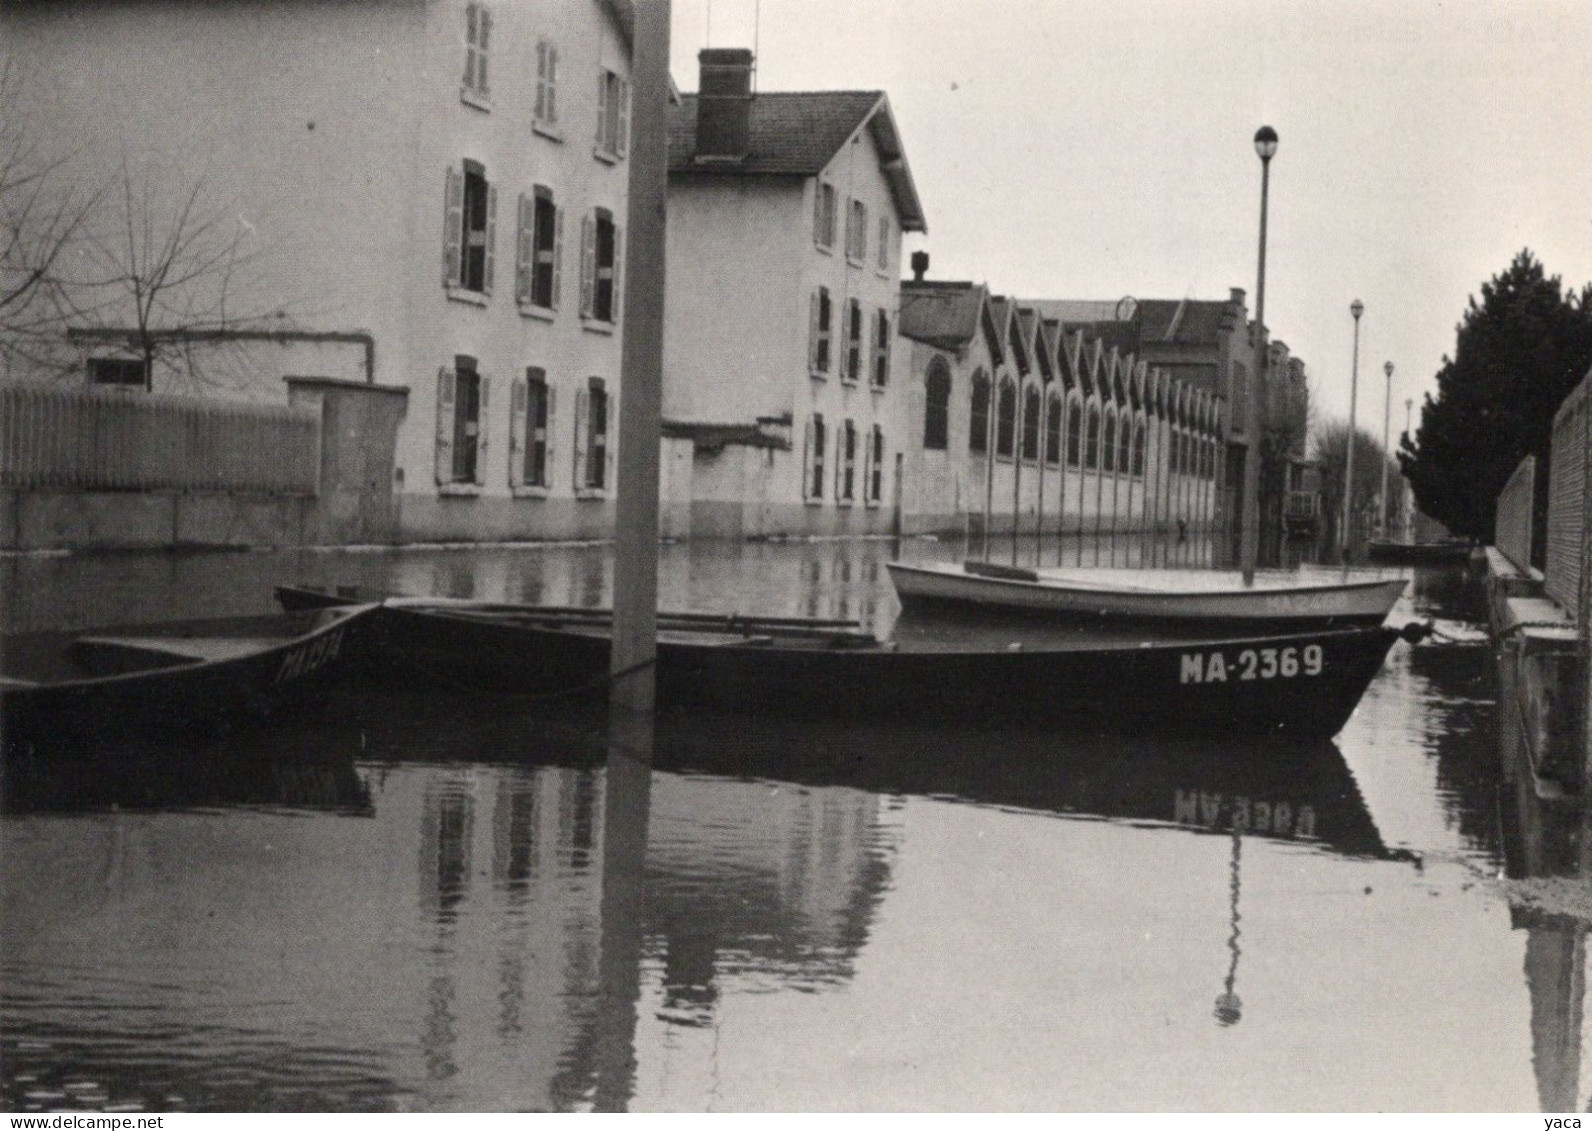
[610,0,671,713]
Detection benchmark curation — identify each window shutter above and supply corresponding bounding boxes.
[544,384,558,489]
[579,214,595,318]
[463,3,476,88]
[834,423,844,501]
[862,424,874,502]
[443,166,463,287]
[548,47,559,122]
[617,78,630,157]
[596,69,608,146]
[604,412,616,490]
[535,41,548,121]
[610,226,623,322]
[482,183,498,296]
[435,367,456,484]
[477,8,491,97]
[808,290,820,372]
[813,182,823,246]
[474,375,491,485]
[802,418,814,499]
[882,314,893,385]
[515,193,532,304]
[552,205,565,310]
[509,377,527,485]
[573,388,589,489]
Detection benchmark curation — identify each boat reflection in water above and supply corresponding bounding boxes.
[1,688,1404,1113]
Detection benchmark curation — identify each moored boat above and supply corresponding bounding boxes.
[886,559,1408,629]
[274,586,1421,740]
[1365,539,1474,565]
[1,604,374,755]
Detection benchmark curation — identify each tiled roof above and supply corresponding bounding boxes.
[670,90,926,231]
[899,281,987,349]
[1137,299,1232,345]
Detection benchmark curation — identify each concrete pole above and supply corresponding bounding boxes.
[610,0,671,713]
[1341,301,1363,565]
[1379,361,1393,538]
[1241,131,1274,586]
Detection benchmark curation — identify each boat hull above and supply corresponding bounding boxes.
[1366,540,1473,565]
[887,561,1407,629]
[346,602,1406,740]
[1,606,372,755]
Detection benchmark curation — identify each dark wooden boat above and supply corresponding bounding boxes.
[1366,539,1474,565]
[275,586,1421,740]
[1,604,374,755]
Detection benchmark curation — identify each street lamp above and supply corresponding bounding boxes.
[1341,300,1364,563]
[1241,125,1277,586]
[1403,397,1413,538]
[1379,361,1393,538]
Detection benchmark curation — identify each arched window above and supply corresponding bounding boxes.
[1066,400,1082,467]
[923,358,951,451]
[1117,414,1133,474]
[1021,384,1041,463]
[1102,410,1117,474]
[996,378,1017,458]
[1131,421,1145,477]
[1045,394,1063,467]
[1169,429,1181,476]
[1085,405,1101,469]
[969,370,990,454]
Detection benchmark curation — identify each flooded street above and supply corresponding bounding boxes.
[0,539,1582,1111]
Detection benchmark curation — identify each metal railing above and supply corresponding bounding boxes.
[1546,375,1590,615]
[0,382,320,495]
[1495,454,1535,575]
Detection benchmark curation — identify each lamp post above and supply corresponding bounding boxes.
[1341,299,1363,563]
[1241,126,1277,586]
[1403,397,1413,538]
[1379,361,1393,538]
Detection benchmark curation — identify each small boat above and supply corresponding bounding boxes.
[1,604,373,755]
[886,560,1408,629]
[1365,539,1474,565]
[274,586,1422,740]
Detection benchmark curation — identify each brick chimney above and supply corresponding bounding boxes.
[910,251,929,282]
[695,48,754,162]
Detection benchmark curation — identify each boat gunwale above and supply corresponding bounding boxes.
[887,560,1408,600]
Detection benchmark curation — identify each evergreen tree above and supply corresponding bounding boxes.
[1398,250,1592,541]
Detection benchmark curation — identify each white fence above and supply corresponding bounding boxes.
[1546,375,1590,615]
[1495,454,1535,574]
[0,383,320,495]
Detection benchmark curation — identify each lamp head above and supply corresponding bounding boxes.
[1351,299,1364,320]
[1384,361,1394,378]
[1253,126,1278,161]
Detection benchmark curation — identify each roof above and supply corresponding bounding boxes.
[1136,299,1233,346]
[669,90,927,232]
[898,281,988,349]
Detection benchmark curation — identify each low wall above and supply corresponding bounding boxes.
[2,488,312,551]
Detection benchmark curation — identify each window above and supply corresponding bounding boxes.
[923,358,951,450]
[534,40,559,130]
[1085,405,1100,469]
[1172,430,1183,476]
[845,299,863,383]
[444,160,496,296]
[580,208,621,324]
[1022,384,1041,463]
[805,413,827,500]
[872,309,891,388]
[813,181,836,250]
[511,368,553,489]
[867,425,885,505]
[1045,394,1062,467]
[1131,421,1146,477]
[876,215,892,273]
[1066,400,1082,467]
[1230,362,1249,430]
[462,2,491,103]
[837,418,857,502]
[436,357,489,486]
[1103,411,1117,474]
[516,186,562,311]
[845,198,867,263]
[996,379,1016,458]
[574,378,609,490]
[969,370,991,454]
[88,357,147,388]
[809,287,832,375]
[595,68,629,159]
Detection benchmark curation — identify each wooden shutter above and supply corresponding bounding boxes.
[596,69,608,146]
[477,7,491,97]
[882,313,893,386]
[808,291,820,372]
[443,167,463,287]
[474,375,490,484]
[551,205,565,310]
[610,226,623,322]
[548,47,559,122]
[862,423,874,503]
[572,388,589,489]
[617,77,630,157]
[482,183,497,296]
[604,399,616,490]
[543,384,558,489]
[802,418,814,499]
[579,214,595,317]
[515,194,532,304]
[813,181,823,246]
[509,377,527,486]
[535,41,548,121]
[435,367,456,484]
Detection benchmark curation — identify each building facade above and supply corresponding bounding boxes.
[3,0,656,543]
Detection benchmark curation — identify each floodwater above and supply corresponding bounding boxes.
[0,537,1585,1111]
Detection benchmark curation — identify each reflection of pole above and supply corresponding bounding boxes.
[611,0,671,712]
[1214,830,1243,1026]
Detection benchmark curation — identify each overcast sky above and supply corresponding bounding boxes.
[668,0,1592,445]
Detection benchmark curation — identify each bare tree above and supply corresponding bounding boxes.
[1312,418,1398,549]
